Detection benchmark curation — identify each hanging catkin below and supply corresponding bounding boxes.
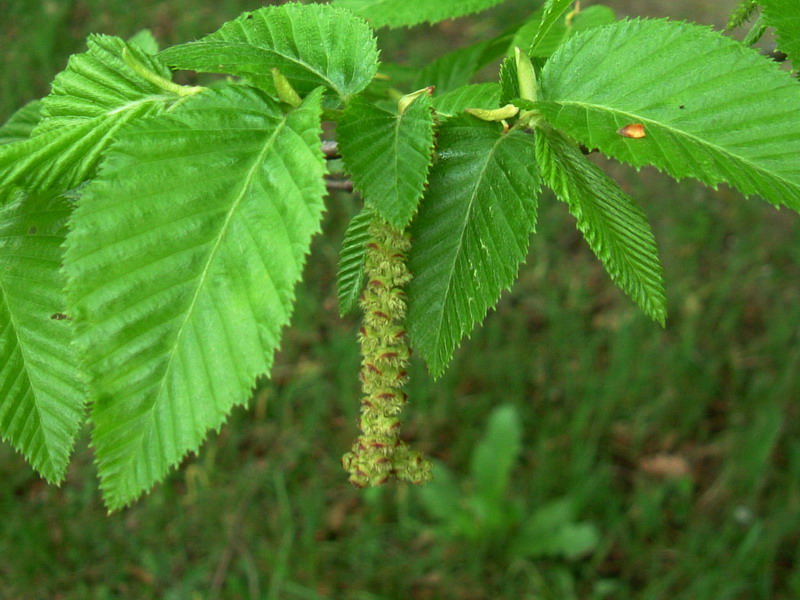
[342,217,432,487]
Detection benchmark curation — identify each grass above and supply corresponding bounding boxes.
[2,0,799,598]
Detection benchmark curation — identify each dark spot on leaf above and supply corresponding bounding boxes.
[245,13,253,19]
[28,226,37,234]
[679,105,685,109]
[50,313,72,320]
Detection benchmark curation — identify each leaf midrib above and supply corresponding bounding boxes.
[543,131,665,322]
[0,96,169,194]
[115,113,289,491]
[0,237,57,475]
[173,41,343,97]
[547,99,800,200]
[530,0,573,52]
[428,129,507,366]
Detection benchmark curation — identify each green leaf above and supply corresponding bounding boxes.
[0,188,86,483]
[513,4,616,58]
[762,0,800,70]
[367,62,420,95]
[504,7,614,104]
[0,35,185,193]
[432,83,501,117]
[35,35,176,136]
[535,19,800,211]
[64,86,326,510]
[498,55,520,105]
[742,13,769,47]
[513,8,564,58]
[536,128,666,323]
[408,117,540,377]
[159,4,378,99]
[527,0,574,55]
[0,100,42,145]
[414,33,511,93]
[332,0,508,28]
[470,405,522,502]
[337,207,374,316]
[338,94,435,228]
[571,5,616,30]
[128,29,160,55]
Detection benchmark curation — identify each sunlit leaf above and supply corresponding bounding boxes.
[64,86,326,509]
[408,117,540,377]
[0,188,86,483]
[535,19,800,211]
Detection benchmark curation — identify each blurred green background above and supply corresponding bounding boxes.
[2,1,800,599]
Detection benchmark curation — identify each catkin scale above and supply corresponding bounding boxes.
[341,218,432,487]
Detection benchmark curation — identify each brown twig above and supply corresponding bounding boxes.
[322,140,341,160]
[325,177,353,192]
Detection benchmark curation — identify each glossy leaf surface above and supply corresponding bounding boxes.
[536,19,800,211]
[536,128,666,323]
[338,94,435,229]
[408,117,540,377]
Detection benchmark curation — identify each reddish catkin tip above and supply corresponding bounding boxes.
[617,123,646,139]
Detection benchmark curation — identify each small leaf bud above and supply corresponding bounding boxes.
[465,104,520,122]
[271,68,302,107]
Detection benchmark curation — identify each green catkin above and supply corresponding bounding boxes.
[341,218,432,487]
